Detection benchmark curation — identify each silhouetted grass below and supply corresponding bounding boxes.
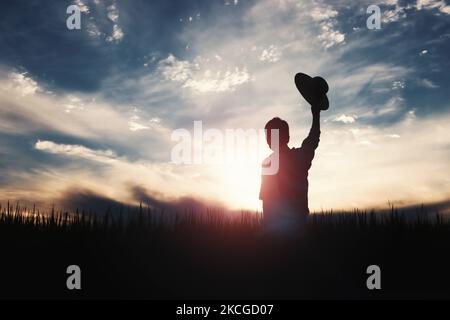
[0,202,449,299]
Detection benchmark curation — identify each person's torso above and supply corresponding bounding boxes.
[261,148,312,213]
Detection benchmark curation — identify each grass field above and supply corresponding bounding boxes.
[1,202,450,299]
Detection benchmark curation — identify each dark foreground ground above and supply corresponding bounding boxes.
[1,205,450,299]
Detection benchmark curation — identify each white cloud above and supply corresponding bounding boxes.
[378,97,404,115]
[31,138,226,209]
[333,114,357,124]
[0,69,153,143]
[225,0,239,6]
[107,4,119,23]
[382,4,406,23]
[4,72,40,96]
[127,108,166,133]
[310,4,345,48]
[158,54,251,93]
[328,64,411,102]
[106,3,124,43]
[392,80,405,89]
[106,24,124,43]
[312,112,450,210]
[441,5,450,14]
[87,23,102,38]
[310,6,338,22]
[184,68,250,93]
[85,1,124,43]
[318,24,345,48]
[158,54,192,82]
[74,0,89,13]
[128,121,149,132]
[380,0,450,24]
[35,140,117,164]
[128,115,149,132]
[407,109,417,120]
[416,0,450,15]
[64,95,85,113]
[418,78,439,89]
[259,45,282,62]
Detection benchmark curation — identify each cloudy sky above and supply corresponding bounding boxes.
[0,0,450,213]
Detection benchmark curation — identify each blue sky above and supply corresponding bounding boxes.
[0,0,449,212]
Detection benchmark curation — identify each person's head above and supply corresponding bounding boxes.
[265,117,289,150]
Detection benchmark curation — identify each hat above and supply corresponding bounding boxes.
[294,73,329,110]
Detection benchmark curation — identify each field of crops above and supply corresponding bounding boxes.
[1,202,449,299]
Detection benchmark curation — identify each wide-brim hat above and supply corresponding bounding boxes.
[294,72,329,110]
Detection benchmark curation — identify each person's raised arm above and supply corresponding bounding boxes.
[301,106,321,160]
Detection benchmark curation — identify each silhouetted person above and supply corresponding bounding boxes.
[259,73,329,235]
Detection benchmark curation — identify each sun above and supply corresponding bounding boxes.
[215,136,271,211]
[219,162,263,211]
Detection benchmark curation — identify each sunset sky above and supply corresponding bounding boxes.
[0,0,450,213]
